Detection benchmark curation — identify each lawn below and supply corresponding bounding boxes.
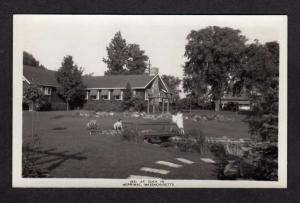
[22,110,249,179]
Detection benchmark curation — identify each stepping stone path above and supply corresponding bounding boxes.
[140,167,170,175]
[155,161,182,168]
[176,158,195,164]
[200,158,216,164]
[127,157,217,179]
[128,157,196,179]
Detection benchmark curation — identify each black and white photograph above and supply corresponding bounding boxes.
[12,15,287,188]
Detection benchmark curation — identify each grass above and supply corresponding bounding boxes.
[22,110,249,179]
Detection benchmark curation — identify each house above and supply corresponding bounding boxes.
[23,65,172,112]
[23,65,66,110]
[83,67,172,113]
[221,94,251,111]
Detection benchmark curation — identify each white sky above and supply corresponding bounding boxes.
[16,15,286,97]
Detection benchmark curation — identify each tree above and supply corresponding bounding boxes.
[238,41,279,180]
[56,55,86,110]
[23,83,45,111]
[161,75,181,101]
[103,31,128,75]
[103,32,149,75]
[122,82,133,110]
[183,26,247,111]
[126,44,149,74]
[23,51,46,69]
[243,41,279,142]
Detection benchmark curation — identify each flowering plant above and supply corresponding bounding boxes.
[86,120,99,130]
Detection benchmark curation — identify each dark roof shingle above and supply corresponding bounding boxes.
[24,65,158,89]
[23,65,59,87]
[83,74,156,89]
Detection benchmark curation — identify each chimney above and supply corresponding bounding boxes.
[149,67,159,76]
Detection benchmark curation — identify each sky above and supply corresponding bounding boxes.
[15,15,286,97]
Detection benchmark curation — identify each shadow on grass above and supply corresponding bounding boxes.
[26,147,87,172]
[51,115,64,119]
[52,127,67,130]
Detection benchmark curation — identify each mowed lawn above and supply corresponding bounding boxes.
[22,110,249,179]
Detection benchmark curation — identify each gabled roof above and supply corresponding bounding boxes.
[23,65,59,87]
[83,74,157,89]
[23,64,169,92]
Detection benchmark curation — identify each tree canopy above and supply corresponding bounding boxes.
[103,31,149,75]
[23,83,45,110]
[126,43,149,74]
[242,41,279,142]
[183,26,247,111]
[23,51,46,69]
[161,75,181,100]
[56,55,86,110]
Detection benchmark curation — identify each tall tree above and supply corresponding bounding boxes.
[23,51,46,69]
[243,41,279,142]
[239,41,279,180]
[103,32,149,75]
[56,55,86,110]
[103,31,128,75]
[126,44,149,74]
[161,75,181,100]
[183,26,247,111]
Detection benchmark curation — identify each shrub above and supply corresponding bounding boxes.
[210,143,227,160]
[176,138,195,152]
[51,102,68,111]
[122,127,143,143]
[86,120,99,131]
[184,128,208,154]
[131,97,146,112]
[241,142,278,180]
[83,100,122,112]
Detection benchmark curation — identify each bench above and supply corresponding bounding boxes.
[122,121,180,142]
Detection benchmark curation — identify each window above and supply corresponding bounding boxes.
[89,90,99,100]
[133,90,136,97]
[90,95,97,100]
[101,95,108,100]
[114,95,121,100]
[44,87,52,95]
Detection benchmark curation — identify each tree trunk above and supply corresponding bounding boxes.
[215,99,220,112]
[66,101,69,111]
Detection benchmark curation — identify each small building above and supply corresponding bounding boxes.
[221,94,251,111]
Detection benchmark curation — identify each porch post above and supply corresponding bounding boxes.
[167,100,169,113]
[152,103,155,114]
[162,99,164,113]
[147,99,150,113]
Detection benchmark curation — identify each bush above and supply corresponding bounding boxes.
[51,102,68,111]
[131,97,146,112]
[86,120,99,131]
[122,127,143,143]
[39,101,52,111]
[185,129,208,154]
[23,102,29,110]
[241,142,278,180]
[83,100,122,112]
